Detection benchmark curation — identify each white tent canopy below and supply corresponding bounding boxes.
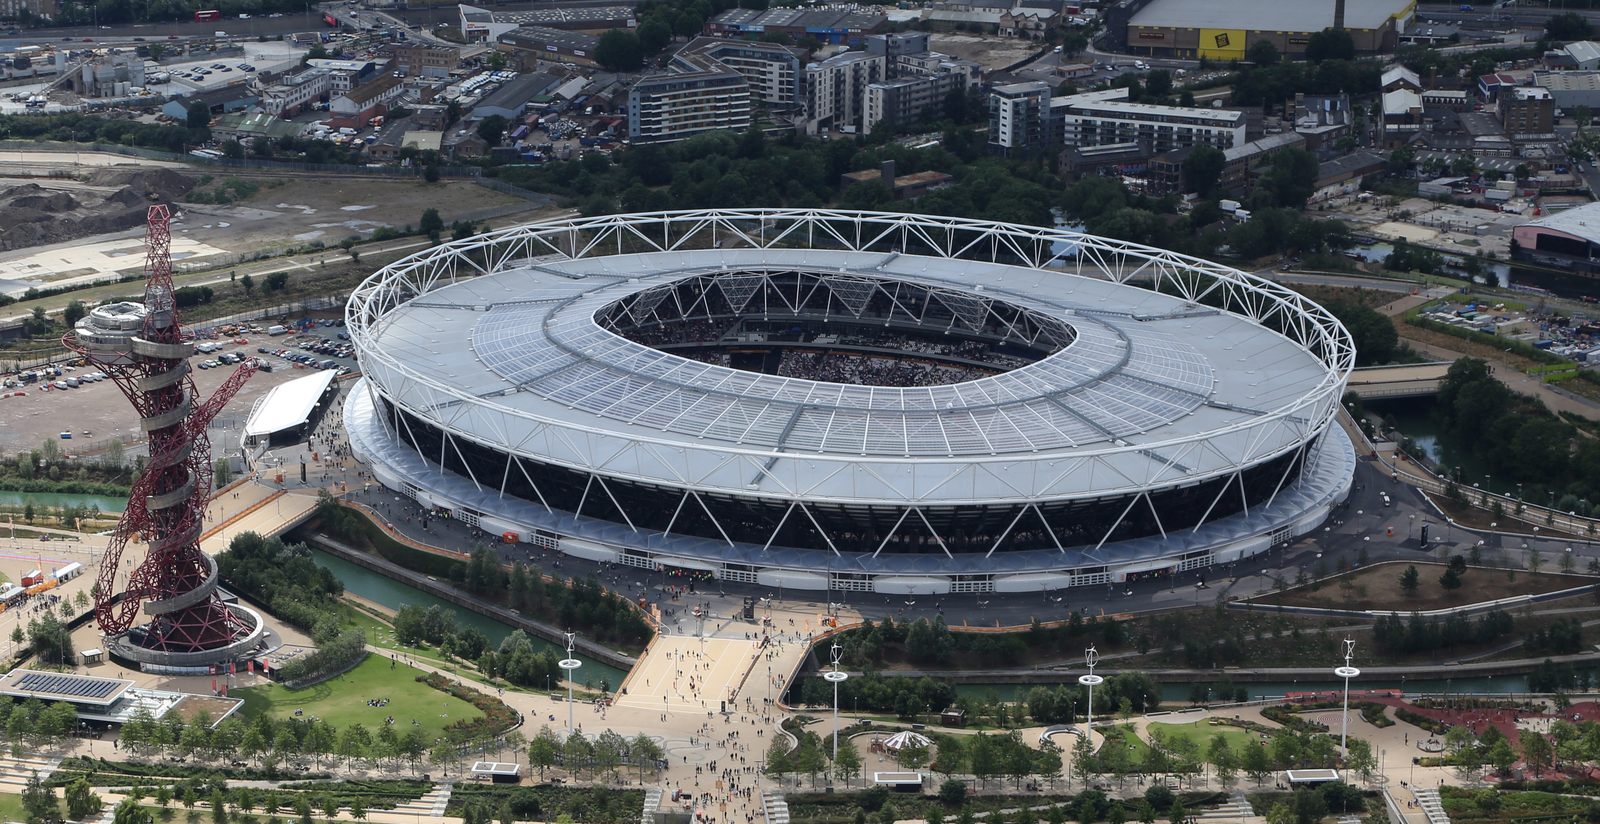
[244,369,337,438]
[884,731,931,752]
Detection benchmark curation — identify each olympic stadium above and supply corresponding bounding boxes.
[344,210,1356,595]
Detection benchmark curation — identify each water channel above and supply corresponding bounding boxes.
[307,548,630,689]
[0,490,126,512]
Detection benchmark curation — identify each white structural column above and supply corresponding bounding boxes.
[823,641,849,764]
[559,631,582,738]
[1078,645,1102,741]
[1335,638,1360,754]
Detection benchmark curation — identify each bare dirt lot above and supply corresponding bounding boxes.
[1253,561,1596,611]
[175,175,530,256]
[928,33,1041,72]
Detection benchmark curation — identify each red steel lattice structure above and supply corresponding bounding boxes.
[65,204,257,654]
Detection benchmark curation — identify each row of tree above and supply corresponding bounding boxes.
[215,533,367,685]
[1370,606,1514,655]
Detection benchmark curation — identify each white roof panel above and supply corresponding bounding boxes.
[244,368,338,437]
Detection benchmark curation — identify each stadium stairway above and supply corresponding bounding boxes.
[762,791,789,824]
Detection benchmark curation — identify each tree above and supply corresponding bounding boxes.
[1182,145,1226,198]
[1547,11,1593,42]
[1305,28,1355,62]
[1243,741,1272,786]
[637,16,672,52]
[1576,105,1593,132]
[477,115,508,147]
[1399,565,1420,596]
[211,791,229,824]
[1345,739,1377,783]
[63,301,87,326]
[834,739,863,785]
[1260,148,1319,208]
[1247,39,1280,66]
[22,773,60,824]
[1440,568,1463,589]
[529,727,560,779]
[113,800,153,824]
[263,272,288,292]
[220,140,244,159]
[186,101,211,130]
[1520,730,1553,776]
[238,273,254,295]
[595,29,644,71]
[897,741,931,772]
[420,208,445,244]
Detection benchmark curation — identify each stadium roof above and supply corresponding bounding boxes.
[1129,0,1411,32]
[1519,201,1600,245]
[244,368,337,438]
[361,247,1334,502]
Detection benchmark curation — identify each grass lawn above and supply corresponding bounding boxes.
[1096,724,1154,761]
[234,655,480,740]
[0,793,25,822]
[1147,720,1255,754]
[1252,561,1596,611]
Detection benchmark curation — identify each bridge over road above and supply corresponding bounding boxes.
[1344,361,1456,399]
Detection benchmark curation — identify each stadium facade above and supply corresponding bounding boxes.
[345,210,1355,595]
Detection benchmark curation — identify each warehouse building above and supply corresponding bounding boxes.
[459,3,633,40]
[1514,202,1600,274]
[708,7,888,46]
[1123,0,1415,60]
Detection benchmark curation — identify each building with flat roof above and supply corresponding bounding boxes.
[988,81,1051,156]
[459,3,633,41]
[805,50,886,134]
[394,43,458,79]
[471,72,559,120]
[1125,0,1414,59]
[1500,85,1554,139]
[708,7,888,46]
[496,27,601,66]
[628,53,751,143]
[681,37,806,107]
[258,67,331,116]
[1062,98,1246,153]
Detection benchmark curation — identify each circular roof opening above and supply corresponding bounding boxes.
[596,270,1075,388]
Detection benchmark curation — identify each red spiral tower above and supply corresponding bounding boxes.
[64,204,262,666]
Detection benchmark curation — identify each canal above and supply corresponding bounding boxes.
[308,548,630,689]
[947,675,1533,704]
[0,490,126,513]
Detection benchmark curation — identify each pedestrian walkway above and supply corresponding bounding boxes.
[1195,791,1256,824]
[1412,788,1451,824]
[0,753,62,792]
[762,791,790,824]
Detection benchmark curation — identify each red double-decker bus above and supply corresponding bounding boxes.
[194,9,220,21]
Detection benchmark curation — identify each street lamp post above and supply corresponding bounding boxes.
[558,631,582,738]
[1078,646,1103,742]
[1334,639,1360,755]
[823,642,849,764]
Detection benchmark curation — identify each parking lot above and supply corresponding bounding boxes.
[0,316,358,455]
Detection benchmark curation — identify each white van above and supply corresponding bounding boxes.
[268,325,289,336]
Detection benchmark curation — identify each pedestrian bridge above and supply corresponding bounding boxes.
[1344,362,1455,399]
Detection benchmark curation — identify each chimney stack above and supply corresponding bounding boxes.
[1333,0,1346,30]
[881,159,896,186]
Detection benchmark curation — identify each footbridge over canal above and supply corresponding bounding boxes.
[1344,361,1459,399]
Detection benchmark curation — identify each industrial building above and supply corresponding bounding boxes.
[458,3,633,40]
[707,7,888,46]
[1514,203,1600,274]
[495,27,602,67]
[393,44,459,80]
[1120,0,1415,59]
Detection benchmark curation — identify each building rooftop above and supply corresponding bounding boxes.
[340,73,402,106]
[501,26,600,53]
[473,72,559,112]
[1382,89,1421,116]
[481,4,632,25]
[1381,66,1420,88]
[1129,0,1412,31]
[402,130,443,152]
[1222,132,1304,162]
[1521,201,1600,245]
[1537,71,1600,91]
[1069,99,1246,123]
[713,7,886,32]
[1562,40,1600,65]
[244,368,338,438]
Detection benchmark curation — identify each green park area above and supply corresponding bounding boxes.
[234,656,481,740]
[1148,720,1256,752]
[0,793,24,822]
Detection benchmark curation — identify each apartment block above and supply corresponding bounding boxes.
[681,37,805,107]
[805,50,885,134]
[988,81,1051,156]
[627,53,751,143]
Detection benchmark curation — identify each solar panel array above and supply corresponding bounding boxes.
[14,671,122,699]
[471,274,1215,457]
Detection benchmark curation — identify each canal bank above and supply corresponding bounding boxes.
[302,533,634,684]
